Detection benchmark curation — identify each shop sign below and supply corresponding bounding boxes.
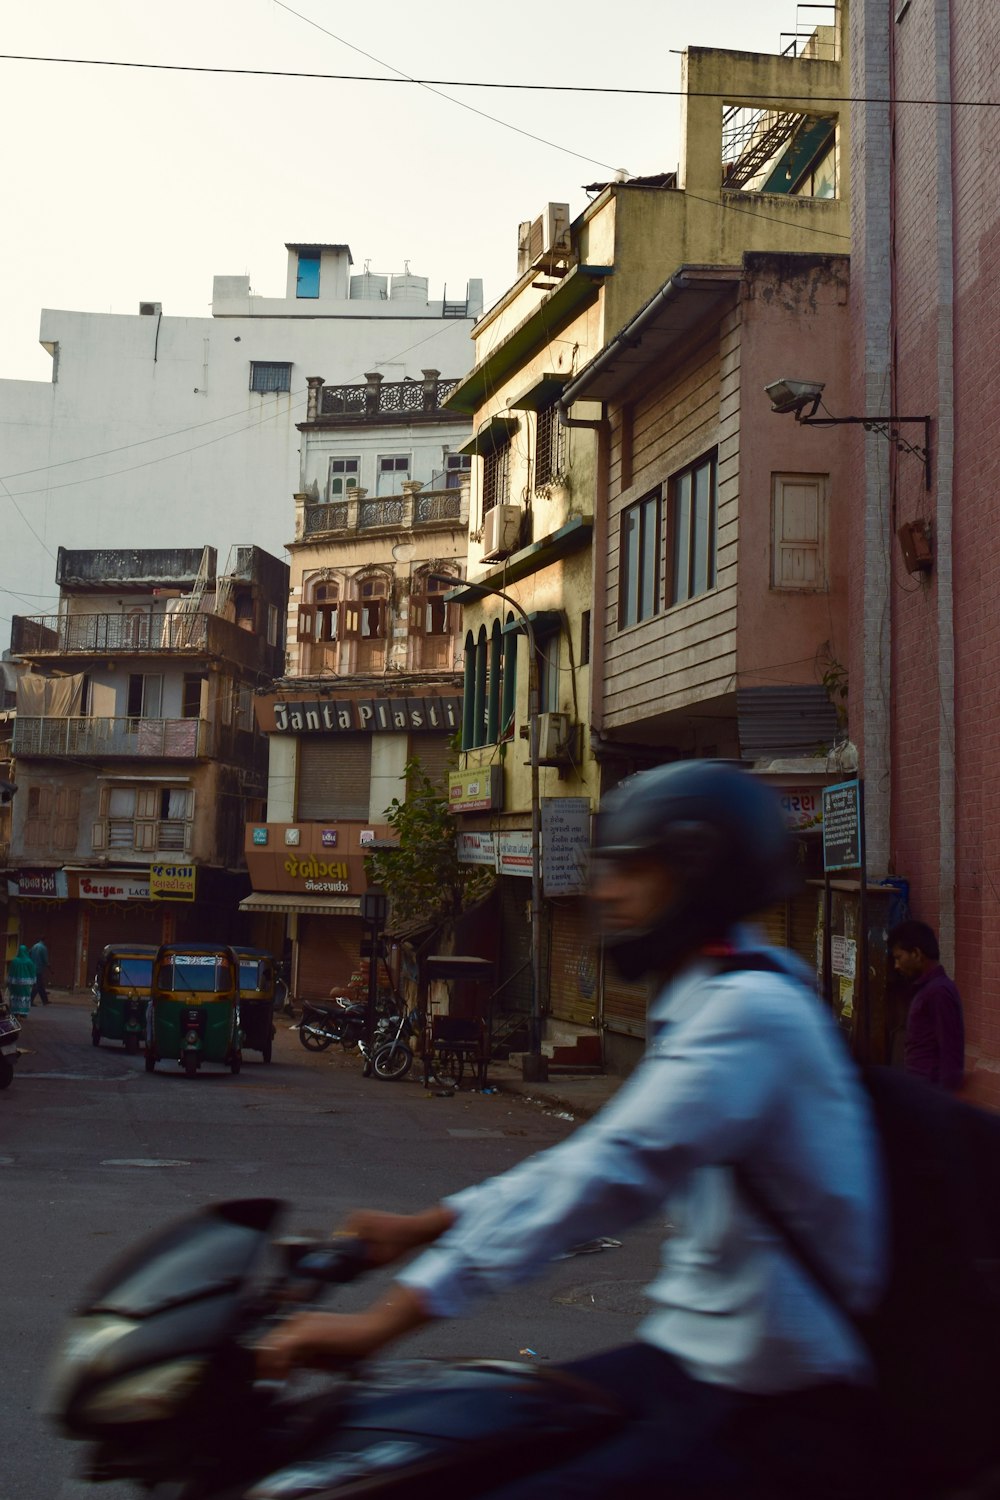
[13,868,68,899]
[149,864,197,902]
[272,696,462,735]
[252,827,269,846]
[779,789,823,832]
[282,855,351,894]
[541,797,591,897]
[457,831,498,868]
[320,829,339,848]
[448,764,503,814]
[78,873,151,901]
[497,830,532,878]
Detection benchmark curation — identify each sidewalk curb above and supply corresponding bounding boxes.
[487,1065,620,1122]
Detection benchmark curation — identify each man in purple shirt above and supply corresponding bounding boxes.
[889,920,965,1090]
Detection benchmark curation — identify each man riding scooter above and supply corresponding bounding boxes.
[259,762,885,1498]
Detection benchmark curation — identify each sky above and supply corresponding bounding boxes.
[0,0,815,383]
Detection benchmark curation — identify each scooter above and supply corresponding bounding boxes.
[0,1009,21,1089]
[48,1198,625,1499]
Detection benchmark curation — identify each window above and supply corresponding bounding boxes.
[668,451,717,606]
[315,581,340,642]
[619,489,662,628]
[771,473,828,590]
[329,456,360,498]
[483,437,512,514]
[24,783,80,851]
[461,613,520,749]
[343,575,389,671]
[181,674,206,719]
[94,784,193,854]
[250,361,292,394]
[296,252,321,299]
[266,603,280,647]
[376,454,410,496]
[127,673,163,719]
[536,630,561,714]
[445,453,471,489]
[409,572,454,671]
[580,609,592,667]
[535,400,565,488]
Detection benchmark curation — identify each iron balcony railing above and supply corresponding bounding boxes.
[303,487,462,538]
[12,716,214,760]
[10,610,281,675]
[318,377,458,419]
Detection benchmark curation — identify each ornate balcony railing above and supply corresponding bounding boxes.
[13,716,214,759]
[318,377,458,420]
[10,610,282,675]
[303,488,462,539]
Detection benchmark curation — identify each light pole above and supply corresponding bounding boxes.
[428,573,546,1083]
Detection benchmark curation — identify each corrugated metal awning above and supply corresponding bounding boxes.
[239,892,361,916]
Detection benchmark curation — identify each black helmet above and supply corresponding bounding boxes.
[593,760,798,980]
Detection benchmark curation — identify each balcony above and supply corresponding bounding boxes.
[10,610,282,676]
[12,716,214,760]
[317,376,458,421]
[303,487,462,540]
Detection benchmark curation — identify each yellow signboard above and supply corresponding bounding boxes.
[149,864,197,902]
[448,764,504,814]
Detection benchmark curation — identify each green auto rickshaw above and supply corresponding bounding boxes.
[233,947,277,1064]
[145,943,242,1077]
[91,944,157,1054]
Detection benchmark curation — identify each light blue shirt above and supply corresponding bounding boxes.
[398,946,886,1394]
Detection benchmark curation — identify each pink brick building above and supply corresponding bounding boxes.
[849,0,1000,1101]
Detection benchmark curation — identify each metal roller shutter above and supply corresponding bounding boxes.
[497,876,533,1016]
[601,957,651,1040]
[18,902,78,989]
[298,737,371,820]
[296,914,364,1001]
[410,735,457,792]
[788,887,820,975]
[83,905,166,984]
[757,903,789,948]
[548,898,599,1027]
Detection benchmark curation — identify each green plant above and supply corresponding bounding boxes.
[365,756,494,925]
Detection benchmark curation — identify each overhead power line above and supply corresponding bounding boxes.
[0,52,996,110]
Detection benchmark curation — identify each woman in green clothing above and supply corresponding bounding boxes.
[6,945,35,1018]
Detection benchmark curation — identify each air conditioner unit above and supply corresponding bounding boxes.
[537,711,572,762]
[517,203,572,272]
[482,504,522,560]
[138,301,162,317]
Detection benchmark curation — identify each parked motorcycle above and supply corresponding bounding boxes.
[48,1198,625,1499]
[297,997,369,1053]
[0,1009,21,1089]
[371,1008,423,1081]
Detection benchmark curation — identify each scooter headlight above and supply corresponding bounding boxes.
[78,1357,208,1424]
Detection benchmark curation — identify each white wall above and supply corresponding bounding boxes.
[0,245,479,619]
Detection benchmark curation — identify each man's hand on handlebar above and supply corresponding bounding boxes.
[344,1205,456,1268]
[256,1286,432,1379]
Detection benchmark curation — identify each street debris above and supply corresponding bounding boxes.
[555,1237,623,1260]
[518,1347,548,1360]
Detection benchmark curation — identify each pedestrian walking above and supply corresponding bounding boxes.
[888,919,965,1091]
[7,945,35,1019]
[29,938,50,1005]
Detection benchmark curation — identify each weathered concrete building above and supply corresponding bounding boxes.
[7,545,287,985]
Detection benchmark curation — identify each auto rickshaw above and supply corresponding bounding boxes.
[233,947,277,1064]
[145,943,242,1077]
[91,943,157,1054]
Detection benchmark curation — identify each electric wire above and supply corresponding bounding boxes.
[2,51,997,111]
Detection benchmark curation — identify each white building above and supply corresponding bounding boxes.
[0,242,482,619]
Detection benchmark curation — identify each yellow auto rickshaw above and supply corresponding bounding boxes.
[91,943,157,1054]
[145,943,242,1077]
[233,947,277,1064]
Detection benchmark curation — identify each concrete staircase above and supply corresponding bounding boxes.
[509,1019,603,1076]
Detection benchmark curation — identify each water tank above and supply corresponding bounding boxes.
[389,273,428,304]
[349,272,388,301]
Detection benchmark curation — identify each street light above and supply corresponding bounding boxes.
[427,572,546,1083]
[360,885,388,1078]
[764,378,932,490]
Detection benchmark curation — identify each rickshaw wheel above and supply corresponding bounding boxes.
[145,1051,156,1074]
[91,1029,101,1048]
[230,1050,242,1075]
[183,1053,198,1078]
[124,1035,139,1056]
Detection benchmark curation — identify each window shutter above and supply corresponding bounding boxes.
[91,821,106,851]
[135,821,156,852]
[772,474,827,590]
[296,606,315,643]
[136,787,159,820]
[342,602,362,640]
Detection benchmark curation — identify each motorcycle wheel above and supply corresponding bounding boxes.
[124,1035,139,1056]
[0,1057,13,1090]
[373,1043,413,1081]
[230,1050,242,1075]
[299,1023,333,1052]
[182,1053,198,1078]
[145,1051,156,1074]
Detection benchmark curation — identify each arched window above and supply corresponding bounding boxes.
[501,611,518,740]
[344,572,390,672]
[408,569,456,671]
[296,576,343,673]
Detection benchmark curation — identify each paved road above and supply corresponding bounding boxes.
[3,995,660,1499]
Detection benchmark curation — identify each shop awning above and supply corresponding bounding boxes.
[239,892,361,916]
